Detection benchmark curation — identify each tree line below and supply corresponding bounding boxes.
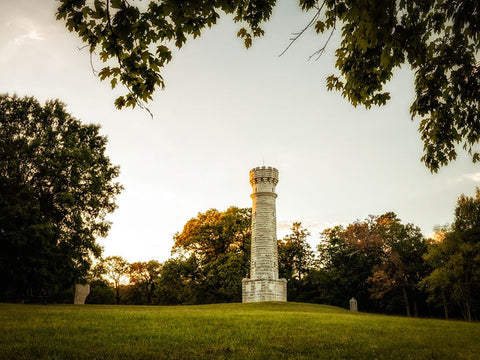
[1,95,478,321]
[85,194,480,321]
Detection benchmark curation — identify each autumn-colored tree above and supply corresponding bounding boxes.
[128,260,162,304]
[171,207,251,303]
[318,217,385,310]
[318,213,428,313]
[367,214,429,317]
[173,207,251,260]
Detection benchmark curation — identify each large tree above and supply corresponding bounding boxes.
[96,256,130,304]
[57,0,479,171]
[278,222,315,299]
[172,206,251,303]
[318,216,384,310]
[155,255,203,305]
[318,212,428,314]
[173,207,251,261]
[0,94,122,302]
[128,260,162,304]
[422,189,480,321]
[367,213,429,317]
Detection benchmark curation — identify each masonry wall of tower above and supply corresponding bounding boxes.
[242,278,287,302]
[250,166,279,280]
[243,166,286,302]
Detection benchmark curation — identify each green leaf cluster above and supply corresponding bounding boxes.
[57,0,275,110]
[301,0,480,171]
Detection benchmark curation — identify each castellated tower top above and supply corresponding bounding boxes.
[249,166,279,187]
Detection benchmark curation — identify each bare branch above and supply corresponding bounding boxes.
[278,0,326,57]
[89,52,98,76]
[308,21,336,61]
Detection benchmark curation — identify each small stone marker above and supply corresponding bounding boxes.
[74,284,90,304]
[349,297,358,312]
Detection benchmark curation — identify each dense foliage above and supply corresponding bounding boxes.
[278,222,315,300]
[317,213,430,315]
[170,207,251,304]
[312,0,480,171]
[88,207,251,305]
[0,94,122,302]
[421,190,480,321]
[57,0,480,171]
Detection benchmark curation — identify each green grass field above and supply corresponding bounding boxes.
[0,302,478,359]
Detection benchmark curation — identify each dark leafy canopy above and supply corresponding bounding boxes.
[311,0,480,172]
[155,256,203,305]
[422,189,480,321]
[318,216,385,311]
[318,212,429,313]
[278,222,315,300]
[57,0,479,171]
[278,222,314,282]
[0,94,122,301]
[367,213,429,317]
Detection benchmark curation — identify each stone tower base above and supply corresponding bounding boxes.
[242,278,287,303]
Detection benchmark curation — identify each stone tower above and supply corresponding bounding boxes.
[242,166,287,302]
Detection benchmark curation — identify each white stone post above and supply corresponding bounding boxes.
[242,166,287,302]
[350,297,358,312]
[74,284,90,304]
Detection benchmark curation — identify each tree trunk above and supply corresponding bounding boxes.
[464,298,472,322]
[115,285,120,305]
[146,283,153,305]
[460,282,472,322]
[298,272,302,297]
[442,291,449,320]
[402,286,411,317]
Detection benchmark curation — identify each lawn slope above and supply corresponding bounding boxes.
[0,302,478,359]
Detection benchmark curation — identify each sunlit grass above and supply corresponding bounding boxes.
[0,302,478,359]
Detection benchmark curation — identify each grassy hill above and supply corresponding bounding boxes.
[0,302,478,359]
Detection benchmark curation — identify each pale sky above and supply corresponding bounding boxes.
[2,0,480,262]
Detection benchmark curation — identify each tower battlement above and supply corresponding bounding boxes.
[249,166,279,187]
